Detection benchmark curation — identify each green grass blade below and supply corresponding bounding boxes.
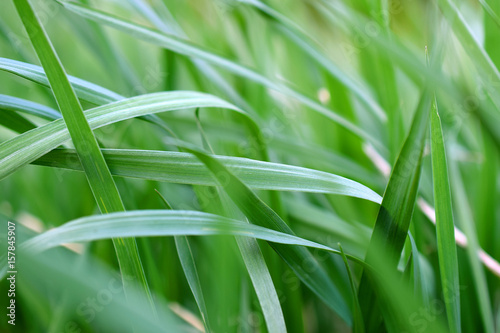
[357,88,432,331]
[0,110,36,134]
[0,91,242,180]
[0,58,124,105]
[13,0,154,312]
[194,106,287,332]
[0,94,61,120]
[33,148,382,204]
[58,1,383,149]
[6,210,360,261]
[430,98,461,333]
[0,58,193,133]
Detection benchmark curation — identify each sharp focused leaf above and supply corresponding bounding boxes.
[237,235,287,333]
[33,148,382,204]
[1,210,358,260]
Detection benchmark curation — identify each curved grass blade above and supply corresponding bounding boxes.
[0,94,61,120]
[1,210,365,266]
[0,58,123,105]
[33,148,382,204]
[237,236,287,333]
[0,58,192,134]
[58,1,383,150]
[0,91,243,181]
[13,0,154,312]
[357,88,432,331]
[430,98,461,333]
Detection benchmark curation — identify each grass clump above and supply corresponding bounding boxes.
[0,0,499,332]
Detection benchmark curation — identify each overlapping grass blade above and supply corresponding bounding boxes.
[194,108,287,333]
[58,1,382,149]
[430,98,461,332]
[0,91,243,180]
[237,235,287,333]
[0,58,189,132]
[33,148,382,204]
[13,0,154,311]
[357,88,432,331]
[180,146,354,324]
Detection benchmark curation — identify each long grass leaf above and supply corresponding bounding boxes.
[3,210,363,263]
[0,94,61,120]
[13,0,154,311]
[33,148,382,204]
[430,98,461,332]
